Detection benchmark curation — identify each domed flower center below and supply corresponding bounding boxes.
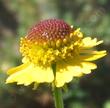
[27,19,72,43]
[20,19,83,66]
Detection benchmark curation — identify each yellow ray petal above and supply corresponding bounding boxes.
[79,50,107,61]
[55,60,97,87]
[7,63,29,75]
[55,62,83,87]
[55,70,73,87]
[82,37,103,48]
[81,62,97,74]
[6,64,54,86]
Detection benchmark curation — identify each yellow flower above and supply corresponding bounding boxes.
[6,19,106,87]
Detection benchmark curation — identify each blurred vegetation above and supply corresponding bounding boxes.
[0,0,110,108]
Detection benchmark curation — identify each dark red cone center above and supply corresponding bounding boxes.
[27,19,72,42]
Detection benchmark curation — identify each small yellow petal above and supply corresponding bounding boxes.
[55,60,97,87]
[6,64,54,86]
[82,37,103,48]
[55,62,83,87]
[80,50,107,61]
[81,62,97,74]
[55,71,73,87]
[7,63,29,75]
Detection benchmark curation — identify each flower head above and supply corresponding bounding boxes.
[6,19,106,87]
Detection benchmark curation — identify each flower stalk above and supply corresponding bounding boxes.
[52,63,64,108]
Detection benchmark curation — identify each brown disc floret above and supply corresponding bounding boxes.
[27,19,72,44]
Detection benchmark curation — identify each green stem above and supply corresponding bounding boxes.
[53,87,64,108]
[52,63,64,108]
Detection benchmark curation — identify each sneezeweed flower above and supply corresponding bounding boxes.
[6,19,106,87]
[6,19,106,108]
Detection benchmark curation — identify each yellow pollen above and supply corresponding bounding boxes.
[56,39,62,48]
[20,28,83,67]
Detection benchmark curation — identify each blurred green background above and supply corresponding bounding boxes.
[0,0,110,108]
